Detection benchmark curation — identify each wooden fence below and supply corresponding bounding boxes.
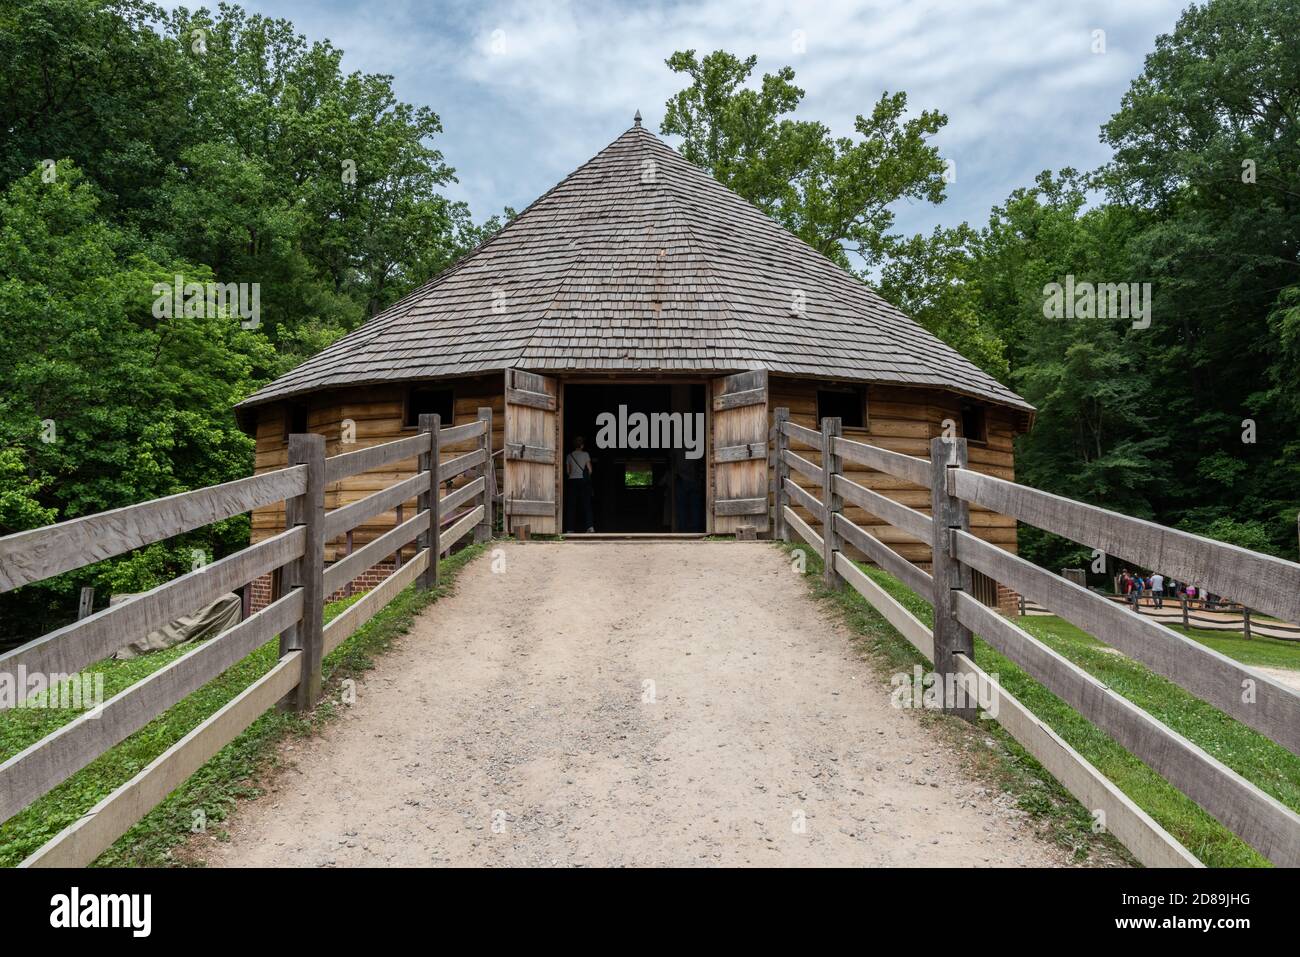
[0,410,493,867]
[773,409,1300,868]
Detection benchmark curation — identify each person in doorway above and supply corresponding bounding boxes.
[565,435,594,533]
[1149,572,1165,609]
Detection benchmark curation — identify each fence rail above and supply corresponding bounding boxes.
[0,410,494,867]
[772,407,1300,868]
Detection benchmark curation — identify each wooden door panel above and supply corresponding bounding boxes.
[504,370,558,533]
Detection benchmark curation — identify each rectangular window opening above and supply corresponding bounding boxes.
[405,386,455,429]
[960,404,988,444]
[816,388,866,429]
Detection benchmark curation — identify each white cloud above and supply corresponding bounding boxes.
[171,0,1189,236]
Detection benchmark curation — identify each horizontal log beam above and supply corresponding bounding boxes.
[951,468,1300,628]
[0,591,302,823]
[23,651,303,867]
[438,420,487,446]
[439,506,484,555]
[955,592,1300,867]
[322,551,430,657]
[834,515,933,598]
[0,527,304,689]
[439,448,488,483]
[834,552,934,660]
[324,433,429,484]
[712,387,766,412]
[506,387,556,411]
[714,497,767,517]
[323,472,429,540]
[438,476,486,516]
[0,467,307,594]
[323,511,430,595]
[833,474,932,542]
[952,530,1300,757]
[783,477,824,520]
[951,653,1201,868]
[504,443,555,464]
[782,506,823,553]
[782,448,823,485]
[714,442,767,463]
[780,420,823,450]
[833,436,931,488]
[505,498,555,517]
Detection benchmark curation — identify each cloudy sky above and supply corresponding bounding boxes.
[189,0,1191,238]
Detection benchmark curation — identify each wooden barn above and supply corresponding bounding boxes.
[236,117,1034,611]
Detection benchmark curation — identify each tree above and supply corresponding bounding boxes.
[662,49,949,272]
[0,161,274,639]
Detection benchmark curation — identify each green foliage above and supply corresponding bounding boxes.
[0,1,503,639]
[666,8,1299,566]
[661,49,949,273]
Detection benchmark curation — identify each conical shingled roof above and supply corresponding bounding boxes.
[238,123,1032,414]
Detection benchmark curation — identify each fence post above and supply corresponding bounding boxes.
[820,417,843,589]
[418,413,439,589]
[1244,607,1253,640]
[77,586,94,620]
[772,407,790,542]
[282,432,325,711]
[930,435,975,719]
[1181,595,1190,630]
[475,407,493,543]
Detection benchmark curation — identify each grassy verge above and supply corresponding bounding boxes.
[0,543,487,867]
[780,541,1300,867]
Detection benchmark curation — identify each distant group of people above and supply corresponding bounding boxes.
[1118,569,1219,610]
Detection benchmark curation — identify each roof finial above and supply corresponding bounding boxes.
[633,109,642,128]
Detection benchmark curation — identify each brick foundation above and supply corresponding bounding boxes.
[248,558,404,614]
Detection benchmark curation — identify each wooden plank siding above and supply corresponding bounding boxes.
[250,375,504,560]
[770,376,1020,572]
[248,373,1024,590]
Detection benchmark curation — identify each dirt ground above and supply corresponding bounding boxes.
[197,541,1071,867]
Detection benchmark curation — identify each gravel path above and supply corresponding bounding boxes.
[198,541,1069,867]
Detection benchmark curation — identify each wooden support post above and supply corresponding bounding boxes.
[1181,596,1190,630]
[283,433,325,711]
[418,413,439,589]
[77,586,94,621]
[475,407,493,543]
[1243,607,1252,640]
[393,504,404,568]
[930,435,976,719]
[344,530,354,597]
[772,407,790,543]
[820,417,843,590]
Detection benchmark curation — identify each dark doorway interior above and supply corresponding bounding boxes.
[562,383,707,533]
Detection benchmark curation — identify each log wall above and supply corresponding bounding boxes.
[249,373,1026,614]
[250,374,504,562]
[771,376,1022,610]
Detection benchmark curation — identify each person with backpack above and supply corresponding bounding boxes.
[564,435,595,533]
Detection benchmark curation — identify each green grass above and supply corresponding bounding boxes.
[0,543,487,867]
[1165,625,1300,670]
[780,542,1300,868]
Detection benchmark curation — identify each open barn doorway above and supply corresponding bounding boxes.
[561,383,707,533]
